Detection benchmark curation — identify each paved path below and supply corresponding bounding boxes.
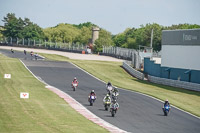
[1,49,200,133]
[0,46,124,62]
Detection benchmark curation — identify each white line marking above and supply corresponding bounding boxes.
[70,62,200,120]
[19,59,128,132]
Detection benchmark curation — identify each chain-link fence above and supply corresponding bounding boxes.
[0,37,86,53]
[102,46,161,70]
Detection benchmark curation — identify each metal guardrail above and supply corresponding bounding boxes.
[148,75,200,92]
[123,61,200,92]
[122,61,144,80]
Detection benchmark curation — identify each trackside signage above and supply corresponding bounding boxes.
[4,74,11,79]
[162,29,200,46]
[20,92,29,99]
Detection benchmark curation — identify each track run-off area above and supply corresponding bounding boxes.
[0,48,200,133]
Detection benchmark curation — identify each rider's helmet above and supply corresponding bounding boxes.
[106,94,109,97]
[91,90,94,93]
[166,99,168,102]
[74,77,77,80]
[114,87,118,92]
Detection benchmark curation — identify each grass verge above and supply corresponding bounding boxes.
[40,53,200,117]
[0,54,108,133]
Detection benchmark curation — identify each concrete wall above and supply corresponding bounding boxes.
[144,57,200,84]
[144,58,161,77]
[148,75,200,92]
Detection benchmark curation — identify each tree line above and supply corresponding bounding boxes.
[1,13,200,52]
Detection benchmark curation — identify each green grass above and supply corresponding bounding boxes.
[40,53,200,117]
[0,54,108,133]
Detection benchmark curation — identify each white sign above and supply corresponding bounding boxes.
[20,93,29,99]
[4,74,11,79]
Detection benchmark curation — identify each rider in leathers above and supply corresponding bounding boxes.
[103,94,111,103]
[72,77,78,86]
[110,99,119,111]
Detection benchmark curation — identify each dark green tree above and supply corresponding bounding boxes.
[1,13,44,40]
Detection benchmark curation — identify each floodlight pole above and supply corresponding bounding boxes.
[150,29,153,53]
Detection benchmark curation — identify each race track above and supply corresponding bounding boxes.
[1,49,200,133]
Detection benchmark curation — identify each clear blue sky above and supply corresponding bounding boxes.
[0,0,200,34]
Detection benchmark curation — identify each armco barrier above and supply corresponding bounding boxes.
[122,62,200,91]
[148,75,200,92]
[122,61,144,80]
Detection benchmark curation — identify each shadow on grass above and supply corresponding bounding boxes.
[121,66,200,97]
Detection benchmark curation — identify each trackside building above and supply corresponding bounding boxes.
[144,29,200,84]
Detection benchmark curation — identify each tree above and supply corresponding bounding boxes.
[2,13,20,38]
[76,26,91,44]
[112,33,126,47]
[94,29,114,53]
[1,13,44,40]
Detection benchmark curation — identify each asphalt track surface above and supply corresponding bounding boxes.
[1,49,200,133]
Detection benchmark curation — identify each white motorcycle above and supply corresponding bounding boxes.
[107,86,113,95]
[72,83,78,91]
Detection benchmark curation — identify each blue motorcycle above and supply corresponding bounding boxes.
[163,105,171,116]
[88,95,96,106]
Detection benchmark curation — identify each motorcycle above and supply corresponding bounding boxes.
[104,99,111,111]
[89,95,96,106]
[11,49,14,53]
[112,91,119,100]
[72,83,78,91]
[107,86,113,95]
[163,105,171,116]
[110,103,119,117]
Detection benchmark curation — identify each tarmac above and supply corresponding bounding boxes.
[0,48,200,133]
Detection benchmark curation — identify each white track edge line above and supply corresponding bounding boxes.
[19,59,127,132]
[70,62,200,120]
[45,85,127,133]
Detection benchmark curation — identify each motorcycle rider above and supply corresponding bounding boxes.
[163,99,171,111]
[88,90,96,101]
[35,53,38,60]
[112,87,119,94]
[30,51,34,56]
[112,87,119,100]
[71,77,78,86]
[110,99,119,111]
[106,82,113,95]
[11,49,14,53]
[89,90,96,96]
[24,50,27,55]
[106,82,112,87]
[103,94,111,103]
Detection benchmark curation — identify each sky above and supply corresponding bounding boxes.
[0,0,200,34]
